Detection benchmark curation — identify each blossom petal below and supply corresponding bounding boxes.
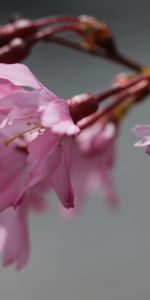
[132,125,150,138]
[41,100,80,135]
[27,129,60,185]
[50,137,74,209]
[0,89,67,140]
[99,168,118,208]
[0,204,29,271]
[0,136,30,211]
[146,145,150,155]
[61,155,89,219]
[0,176,49,270]
[0,79,22,99]
[134,138,150,147]
[0,63,42,89]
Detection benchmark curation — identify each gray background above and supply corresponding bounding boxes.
[1,0,150,299]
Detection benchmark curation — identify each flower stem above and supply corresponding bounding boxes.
[75,75,150,128]
[110,51,143,73]
[30,24,83,43]
[33,15,79,27]
[45,36,143,72]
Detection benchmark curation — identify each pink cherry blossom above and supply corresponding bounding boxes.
[0,63,79,211]
[0,63,119,268]
[132,124,150,155]
[62,121,118,219]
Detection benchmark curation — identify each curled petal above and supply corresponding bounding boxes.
[132,125,150,148]
[132,125,150,138]
[134,138,150,147]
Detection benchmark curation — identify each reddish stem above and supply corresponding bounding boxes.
[0,14,144,72]
[93,75,150,104]
[46,36,143,72]
[0,15,79,47]
[33,15,79,27]
[0,24,83,63]
[30,24,83,43]
[109,51,143,73]
[78,76,150,128]
[0,19,36,46]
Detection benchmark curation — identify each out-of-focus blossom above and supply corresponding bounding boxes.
[0,63,79,211]
[62,121,118,219]
[132,124,150,155]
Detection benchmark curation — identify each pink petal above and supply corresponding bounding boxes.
[27,129,60,184]
[24,178,50,213]
[0,89,68,140]
[0,79,22,99]
[0,90,41,139]
[50,137,74,209]
[132,125,150,138]
[146,145,150,155]
[0,63,42,89]
[0,135,31,211]
[134,138,150,147]
[77,122,115,153]
[0,178,49,270]
[28,133,75,208]
[99,168,118,208]
[0,204,29,270]
[61,157,88,219]
[41,100,80,135]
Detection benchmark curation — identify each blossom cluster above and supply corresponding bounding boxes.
[0,63,119,270]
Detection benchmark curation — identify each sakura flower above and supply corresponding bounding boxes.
[62,121,118,219]
[0,63,79,210]
[132,124,150,155]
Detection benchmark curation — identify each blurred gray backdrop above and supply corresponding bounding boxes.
[1,0,150,299]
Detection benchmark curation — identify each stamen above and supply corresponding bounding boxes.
[4,123,44,146]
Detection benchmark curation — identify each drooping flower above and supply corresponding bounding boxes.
[0,63,119,268]
[62,121,118,219]
[0,63,79,211]
[132,124,150,155]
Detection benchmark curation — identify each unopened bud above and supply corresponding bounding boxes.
[68,93,98,123]
[0,18,37,47]
[0,37,32,63]
[79,15,116,54]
